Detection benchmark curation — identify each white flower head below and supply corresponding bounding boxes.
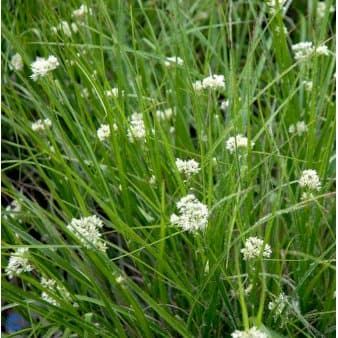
[193,74,225,91]
[5,199,21,214]
[170,194,208,233]
[71,22,79,33]
[288,121,308,136]
[295,121,307,134]
[10,53,24,71]
[268,292,288,315]
[266,0,287,15]
[67,215,106,252]
[292,42,330,61]
[72,4,92,20]
[203,74,225,89]
[97,124,111,141]
[231,326,268,338]
[316,44,330,56]
[31,55,59,81]
[80,87,90,98]
[302,80,313,92]
[298,169,321,191]
[175,158,200,178]
[274,25,288,35]
[41,277,72,307]
[164,56,184,67]
[268,292,300,325]
[156,108,175,120]
[226,134,254,154]
[301,191,315,201]
[292,41,314,61]
[220,100,229,110]
[317,2,335,19]
[149,175,156,185]
[41,277,58,306]
[31,118,52,132]
[106,88,124,97]
[288,124,295,134]
[66,59,75,66]
[268,292,293,322]
[5,248,33,279]
[204,260,210,274]
[241,236,272,260]
[192,80,204,91]
[127,113,146,143]
[58,21,72,37]
[116,275,125,284]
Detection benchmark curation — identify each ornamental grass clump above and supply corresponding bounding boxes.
[2,1,335,336]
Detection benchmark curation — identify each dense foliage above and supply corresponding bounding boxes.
[2,1,336,337]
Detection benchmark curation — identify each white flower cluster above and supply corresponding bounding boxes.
[5,248,33,279]
[31,118,52,132]
[317,2,335,19]
[72,4,92,20]
[268,292,300,325]
[274,25,288,35]
[67,215,107,252]
[226,135,254,154]
[175,158,200,178]
[10,53,24,71]
[220,100,229,111]
[5,199,21,214]
[149,175,156,185]
[116,275,125,284]
[241,236,272,260]
[97,123,117,141]
[231,326,268,338]
[4,199,22,222]
[300,192,315,201]
[288,121,308,136]
[30,55,59,81]
[105,88,124,97]
[41,277,72,307]
[268,292,289,319]
[292,42,314,60]
[51,21,78,37]
[156,108,175,120]
[316,45,330,56]
[80,87,90,98]
[268,292,288,317]
[266,0,287,15]
[302,80,313,92]
[170,194,209,233]
[298,169,321,191]
[97,124,110,141]
[127,113,146,143]
[193,74,225,91]
[164,56,184,67]
[292,42,330,61]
